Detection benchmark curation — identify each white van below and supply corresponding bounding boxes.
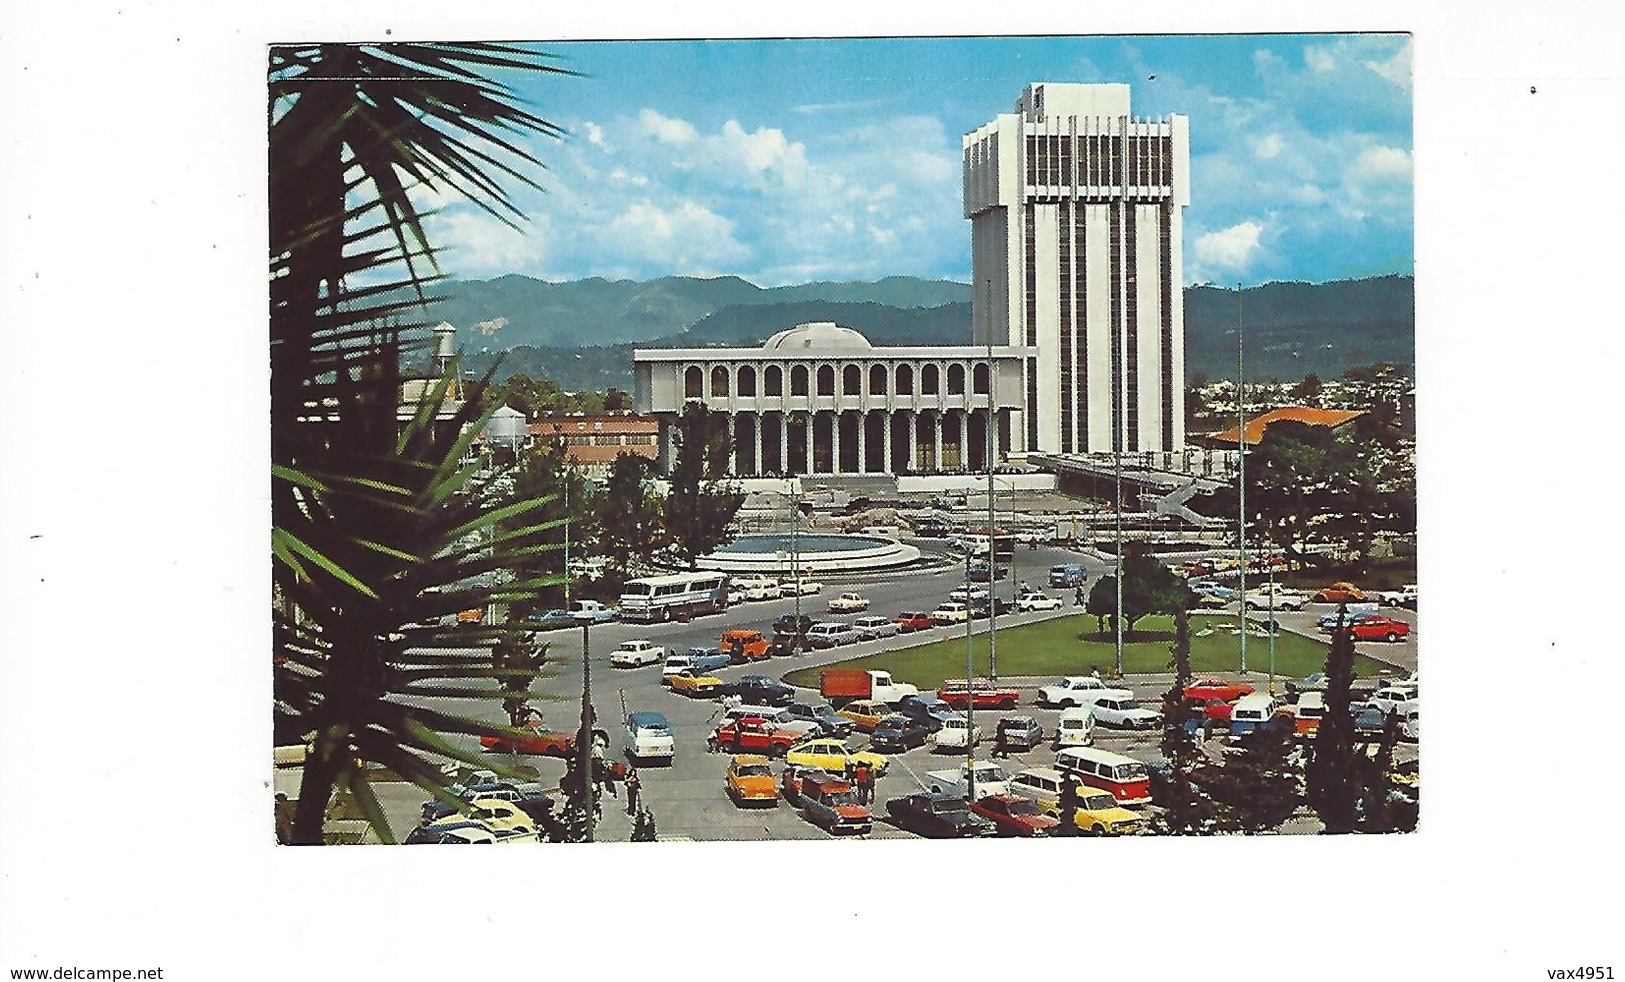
[1054,747,1152,806]
[804,622,859,648]
[624,711,676,762]
[1229,693,1282,739]
[1053,708,1096,748]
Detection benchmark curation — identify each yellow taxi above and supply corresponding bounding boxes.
[835,699,891,733]
[724,754,779,806]
[668,668,723,697]
[1062,788,1144,836]
[784,738,888,777]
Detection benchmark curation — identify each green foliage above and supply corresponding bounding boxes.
[1210,717,1303,833]
[269,42,572,844]
[1085,543,1196,635]
[1306,608,1363,833]
[598,453,663,577]
[662,401,745,568]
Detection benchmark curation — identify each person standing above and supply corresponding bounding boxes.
[1074,585,1085,607]
[854,761,874,805]
[1059,772,1080,837]
[625,769,641,816]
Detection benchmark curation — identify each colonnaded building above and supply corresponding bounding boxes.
[635,81,1189,477]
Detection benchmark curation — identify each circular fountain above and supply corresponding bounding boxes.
[695,532,920,576]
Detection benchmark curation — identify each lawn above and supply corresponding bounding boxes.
[783,613,1393,690]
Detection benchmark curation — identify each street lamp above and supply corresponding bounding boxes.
[1236,283,1247,677]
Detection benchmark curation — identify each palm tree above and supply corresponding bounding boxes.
[269,43,573,843]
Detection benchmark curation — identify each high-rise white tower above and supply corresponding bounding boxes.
[964,82,1189,455]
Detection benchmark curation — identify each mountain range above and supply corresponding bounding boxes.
[435,273,1412,392]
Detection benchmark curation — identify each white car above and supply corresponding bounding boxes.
[850,615,899,640]
[1370,685,1419,715]
[931,602,970,625]
[827,592,870,613]
[1037,676,1133,708]
[1016,591,1063,612]
[732,576,780,601]
[1374,584,1419,607]
[779,578,823,597]
[609,640,665,668]
[1088,696,1161,729]
[932,715,981,751]
[1242,588,1308,611]
[949,585,990,604]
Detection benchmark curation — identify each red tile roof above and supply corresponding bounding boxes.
[1208,407,1365,446]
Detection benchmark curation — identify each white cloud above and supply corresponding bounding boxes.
[1364,42,1412,88]
[428,209,545,274]
[1348,144,1412,183]
[717,119,810,189]
[1194,221,1265,272]
[638,108,698,144]
[606,201,750,270]
[583,121,606,147]
[1304,45,1337,74]
[1251,133,1286,160]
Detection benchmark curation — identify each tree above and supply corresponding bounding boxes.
[1290,372,1323,404]
[1305,607,1362,833]
[270,43,573,843]
[1084,543,1196,637]
[662,401,744,568]
[1209,716,1302,833]
[1151,609,1226,834]
[503,442,599,614]
[603,387,632,412]
[598,452,663,578]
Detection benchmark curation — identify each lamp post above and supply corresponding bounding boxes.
[1236,283,1247,676]
[963,541,975,803]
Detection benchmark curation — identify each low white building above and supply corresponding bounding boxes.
[634,322,1034,477]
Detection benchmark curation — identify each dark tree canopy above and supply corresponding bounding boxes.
[1086,543,1196,636]
[662,401,744,568]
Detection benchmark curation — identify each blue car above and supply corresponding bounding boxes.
[685,646,732,672]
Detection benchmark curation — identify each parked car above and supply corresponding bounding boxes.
[772,613,815,642]
[884,791,996,838]
[1287,672,1330,695]
[1373,584,1419,607]
[404,819,497,845]
[779,578,823,597]
[668,667,723,698]
[1016,591,1064,612]
[932,714,981,752]
[798,774,872,835]
[1314,581,1367,603]
[994,715,1044,751]
[835,699,892,733]
[567,599,617,623]
[1089,696,1161,729]
[966,561,1007,582]
[1317,609,1382,632]
[1345,615,1411,642]
[972,794,1060,837]
[850,615,899,641]
[1185,678,1255,702]
[523,608,579,631]
[803,621,862,649]
[779,764,836,807]
[624,711,676,763]
[967,596,1015,619]
[948,585,990,604]
[724,755,779,806]
[870,714,934,752]
[896,694,957,733]
[784,738,888,776]
[1053,708,1095,748]
[1066,787,1146,835]
[938,677,1021,710]
[720,629,771,663]
[731,575,780,601]
[683,646,732,672]
[1242,588,1308,611]
[479,723,576,757]
[783,701,854,739]
[1370,685,1419,714]
[1037,676,1132,708]
[894,610,935,632]
[827,592,870,613]
[931,602,970,625]
[609,640,665,668]
[717,674,796,707]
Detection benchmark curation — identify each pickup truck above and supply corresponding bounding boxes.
[567,599,617,623]
[937,678,1021,711]
[709,716,804,756]
[925,760,1012,799]
[1241,588,1308,611]
[609,639,665,668]
[820,669,920,707]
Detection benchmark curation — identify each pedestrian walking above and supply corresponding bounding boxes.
[625,769,641,816]
[992,728,1008,759]
[854,761,874,805]
[1059,773,1080,837]
[1074,585,1085,607]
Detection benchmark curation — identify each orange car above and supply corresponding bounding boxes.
[725,754,779,806]
[1313,582,1366,604]
[721,629,770,662]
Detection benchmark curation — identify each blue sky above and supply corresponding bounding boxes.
[424,34,1412,288]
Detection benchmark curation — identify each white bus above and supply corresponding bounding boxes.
[618,572,731,623]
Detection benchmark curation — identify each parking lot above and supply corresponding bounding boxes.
[383,538,1419,841]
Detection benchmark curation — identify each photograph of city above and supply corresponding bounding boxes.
[269,34,1417,845]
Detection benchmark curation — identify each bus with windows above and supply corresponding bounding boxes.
[618,572,731,623]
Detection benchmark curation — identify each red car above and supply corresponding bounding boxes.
[971,794,1061,837]
[479,725,576,757]
[709,717,801,756]
[1343,615,1411,642]
[1313,582,1367,603]
[937,678,1021,710]
[1184,679,1255,702]
[1194,697,1236,723]
[894,611,934,632]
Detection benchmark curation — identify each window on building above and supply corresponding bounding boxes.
[870,364,887,396]
[738,365,756,397]
[896,364,914,395]
[817,365,835,397]
[973,363,990,396]
[765,365,783,397]
[791,365,809,396]
[947,363,965,395]
[684,366,703,399]
[710,365,729,398]
[922,364,940,395]
[842,364,861,396]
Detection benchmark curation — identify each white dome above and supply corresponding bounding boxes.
[762,322,873,351]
